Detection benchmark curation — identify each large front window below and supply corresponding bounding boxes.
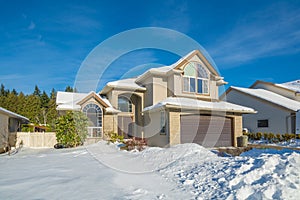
[118,96,132,112]
[183,62,209,94]
[83,104,102,137]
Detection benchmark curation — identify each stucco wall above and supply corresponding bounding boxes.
[0,113,9,151]
[143,111,168,147]
[226,89,294,134]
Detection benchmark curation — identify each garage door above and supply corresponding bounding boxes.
[180,115,233,147]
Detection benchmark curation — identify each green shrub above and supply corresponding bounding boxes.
[105,132,124,144]
[266,133,275,142]
[297,134,300,139]
[55,111,88,147]
[263,133,268,140]
[275,134,282,143]
[248,133,255,140]
[255,132,262,140]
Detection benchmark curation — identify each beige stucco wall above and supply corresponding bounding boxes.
[143,111,168,147]
[226,89,294,134]
[0,113,9,151]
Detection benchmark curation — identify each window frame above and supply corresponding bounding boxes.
[257,119,269,128]
[82,103,103,128]
[118,96,133,113]
[182,62,210,95]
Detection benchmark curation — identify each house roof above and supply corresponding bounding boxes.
[143,97,256,113]
[56,91,120,113]
[56,92,88,111]
[0,107,29,121]
[100,78,146,94]
[276,80,300,93]
[230,86,300,112]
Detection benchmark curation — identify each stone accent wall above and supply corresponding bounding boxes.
[227,114,243,147]
[103,114,118,136]
[168,111,181,146]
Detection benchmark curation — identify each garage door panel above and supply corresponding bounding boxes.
[180,115,233,147]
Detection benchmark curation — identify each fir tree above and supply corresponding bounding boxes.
[33,85,41,97]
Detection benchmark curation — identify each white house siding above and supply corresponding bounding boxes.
[226,90,293,134]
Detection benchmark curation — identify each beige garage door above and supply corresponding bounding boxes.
[180,115,233,147]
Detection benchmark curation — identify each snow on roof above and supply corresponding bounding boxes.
[143,97,255,113]
[0,107,29,121]
[107,78,146,90]
[56,91,119,112]
[231,86,300,111]
[276,80,300,93]
[56,92,88,111]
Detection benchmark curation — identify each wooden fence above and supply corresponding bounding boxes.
[16,132,57,148]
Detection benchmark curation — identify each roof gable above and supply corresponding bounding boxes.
[173,50,220,76]
[77,92,110,108]
[229,86,300,112]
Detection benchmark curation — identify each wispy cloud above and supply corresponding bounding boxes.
[27,21,35,30]
[208,2,300,67]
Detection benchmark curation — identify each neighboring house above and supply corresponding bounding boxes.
[0,107,29,153]
[56,50,255,147]
[223,80,300,134]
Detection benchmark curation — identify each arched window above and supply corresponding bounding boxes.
[83,104,102,127]
[183,62,209,94]
[118,96,132,112]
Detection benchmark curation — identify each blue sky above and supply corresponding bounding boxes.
[1,0,300,94]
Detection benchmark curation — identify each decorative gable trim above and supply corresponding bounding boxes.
[174,50,220,76]
[77,92,109,108]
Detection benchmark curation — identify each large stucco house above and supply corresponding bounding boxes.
[56,50,255,147]
[224,80,300,134]
[0,107,29,153]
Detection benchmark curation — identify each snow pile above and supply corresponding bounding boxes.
[157,148,300,199]
[1,142,300,199]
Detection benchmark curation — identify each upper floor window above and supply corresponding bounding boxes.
[83,103,102,127]
[183,62,209,94]
[118,96,132,112]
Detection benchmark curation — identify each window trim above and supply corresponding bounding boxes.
[182,62,210,95]
[83,103,103,128]
[118,96,133,113]
[257,119,269,128]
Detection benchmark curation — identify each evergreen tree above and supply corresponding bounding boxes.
[33,85,41,97]
[40,91,50,108]
[50,88,56,99]
[0,84,9,97]
[25,94,42,123]
[11,89,18,96]
[65,86,74,92]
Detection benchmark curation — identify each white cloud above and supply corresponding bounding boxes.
[208,2,300,68]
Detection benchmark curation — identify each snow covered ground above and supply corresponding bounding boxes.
[1,141,300,200]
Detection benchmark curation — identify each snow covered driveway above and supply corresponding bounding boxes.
[1,141,300,200]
